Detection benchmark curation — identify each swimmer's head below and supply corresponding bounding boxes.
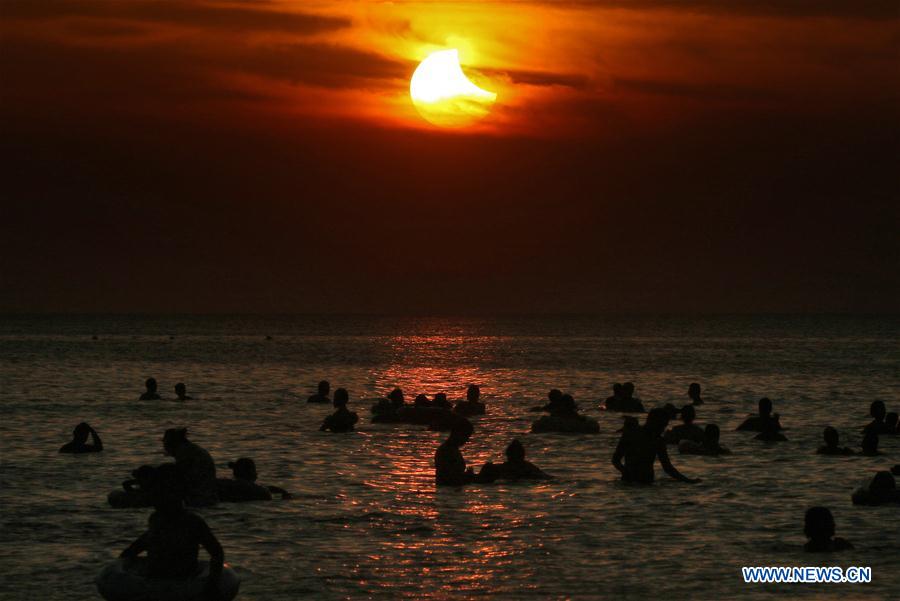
[886,412,899,429]
[506,439,526,462]
[612,383,623,395]
[414,394,430,406]
[862,431,879,455]
[663,403,679,419]
[548,389,562,402]
[174,383,187,397]
[704,423,720,444]
[870,471,896,497]
[467,384,480,402]
[870,400,886,421]
[318,380,330,396]
[758,397,773,417]
[228,457,258,482]
[162,427,188,456]
[448,419,474,446]
[681,405,696,423]
[803,506,835,541]
[623,382,635,397]
[145,377,157,393]
[823,426,839,447]
[333,388,349,407]
[645,408,670,437]
[559,394,577,412]
[434,393,448,406]
[688,383,701,399]
[72,422,91,442]
[388,388,404,406]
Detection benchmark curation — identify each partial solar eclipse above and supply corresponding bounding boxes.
[409,49,497,127]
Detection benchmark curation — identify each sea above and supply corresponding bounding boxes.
[1,314,898,600]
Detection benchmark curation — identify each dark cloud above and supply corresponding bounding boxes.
[612,77,780,103]
[572,0,899,20]
[487,68,590,89]
[0,0,350,34]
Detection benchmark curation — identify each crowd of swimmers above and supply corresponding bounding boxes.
[59,377,898,591]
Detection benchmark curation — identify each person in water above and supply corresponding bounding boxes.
[860,431,881,456]
[476,439,552,482]
[803,506,853,552]
[816,427,853,455]
[755,415,788,441]
[140,377,161,400]
[605,382,645,412]
[862,400,893,435]
[678,424,731,456]
[736,397,783,432]
[435,420,477,486]
[433,393,452,409]
[174,383,192,401]
[532,389,564,412]
[414,394,431,407]
[320,388,359,433]
[612,408,700,484]
[162,428,218,507]
[372,387,405,417]
[59,422,103,453]
[687,382,704,405]
[604,383,624,411]
[307,380,331,404]
[852,471,900,506]
[216,458,291,502]
[454,384,486,416]
[119,464,226,598]
[664,405,705,445]
[885,412,899,434]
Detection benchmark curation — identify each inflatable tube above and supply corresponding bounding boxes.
[95,559,240,601]
[531,415,600,434]
[107,490,152,509]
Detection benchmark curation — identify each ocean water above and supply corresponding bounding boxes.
[1,315,898,600]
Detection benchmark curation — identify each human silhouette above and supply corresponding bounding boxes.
[174,383,192,401]
[414,394,431,407]
[320,388,359,433]
[372,387,405,421]
[162,428,217,507]
[434,420,476,486]
[687,382,704,405]
[860,431,881,456]
[885,412,899,434]
[678,424,731,456]
[604,383,624,411]
[216,458,291,502]
[612,408,700,483]
[664,405,705,445]
[476,439,552,482]
[108,465,155,508]
[816,427,853,455]
[862,400,892,435]
[531,389,563,412]
[307,380,331,404]
[454,384,486,417]
[755,415,788,442]
[59,422,103,453]
[736,397,783,432]
[531,394,599,433]
[116,464,227,597]
[433,393,452,409]
[803,507,853,552]
[852,471,900,505]
[140,378,161,401]
[605,382,645,412]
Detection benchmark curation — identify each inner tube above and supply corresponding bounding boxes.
[531,415,600,434]
[95,558,240,601]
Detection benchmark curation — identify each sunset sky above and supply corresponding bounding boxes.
[2,0,898,313]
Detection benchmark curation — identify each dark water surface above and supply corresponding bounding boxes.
[1,315,898,599]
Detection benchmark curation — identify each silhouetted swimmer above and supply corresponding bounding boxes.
[307,380,331,404]
[414,394,431,407]
[59,422,103,453]
[755,415,788,441]
[216,458,291,502]
[852,471,900,506]
[433,393,452,409]
[612,408,700,483]
[816,427,853,456]
[616,415,640,433]
[140,378,161,401]
[531,388,563,412]
[664,405,704,445]
[454,384,486,417]
[532,394,599,433]
[174,383,192,401]
[605,382,645,412]
[320,388,358,433]
[163,428,217,507]
[604,383,624,410]
[435,420,476,486]
[118,464,226,594]
[477,439,552,482]
[688,382,704,405]
[860,431,881,456]
[885,412,899,434]
[736,397,783,432]
[803,507,853,552]
[679,424,731,456]
[108,465,155,508]
[372,387,405,419]
[862,400,893,435]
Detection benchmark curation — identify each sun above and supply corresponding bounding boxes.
[409,49,497,128]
